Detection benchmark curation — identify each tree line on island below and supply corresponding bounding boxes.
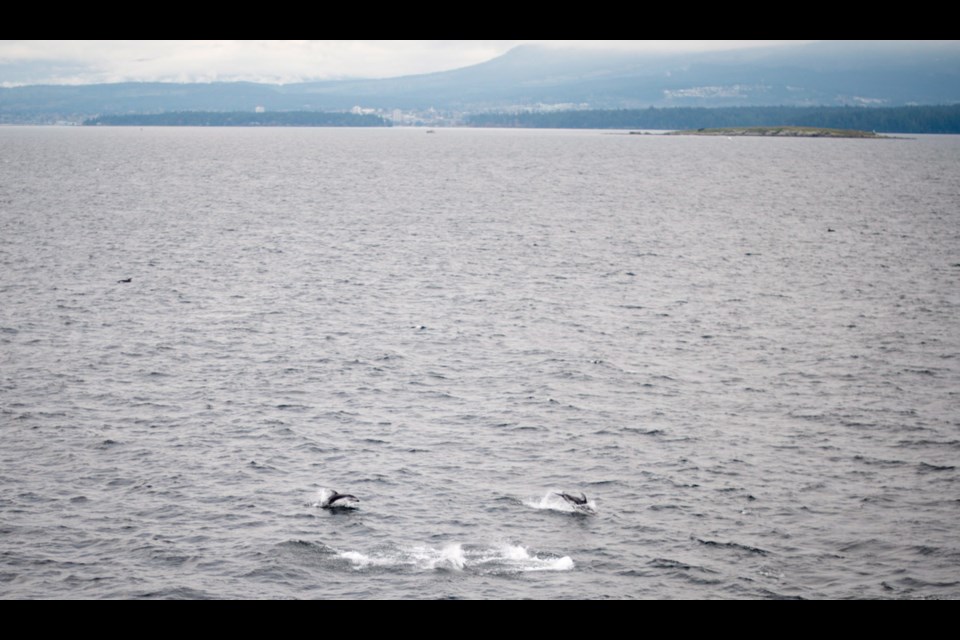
[464,105,960,134]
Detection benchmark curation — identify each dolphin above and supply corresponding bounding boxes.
[554,491,588,506]
[319,490,359,509]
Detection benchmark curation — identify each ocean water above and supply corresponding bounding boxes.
[1,126,958,599]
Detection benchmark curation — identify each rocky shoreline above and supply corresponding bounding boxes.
[660,126,889,138]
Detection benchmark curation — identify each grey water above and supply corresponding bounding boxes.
[1,126,958,599]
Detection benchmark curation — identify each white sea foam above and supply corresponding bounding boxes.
[480,544,575,572]
[437,543,467,571]
[337,542,573,574]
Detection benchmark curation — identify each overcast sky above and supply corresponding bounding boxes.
[0,40,812,86]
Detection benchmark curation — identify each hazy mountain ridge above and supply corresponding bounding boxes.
[3,41,959,123]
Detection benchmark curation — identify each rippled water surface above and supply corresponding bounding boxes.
[1,127,958,599]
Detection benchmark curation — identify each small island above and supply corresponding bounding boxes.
[664,126,889,138]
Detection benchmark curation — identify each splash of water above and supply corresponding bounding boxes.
[336,542,573,573]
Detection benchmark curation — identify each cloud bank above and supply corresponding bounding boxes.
[0,40,811,86]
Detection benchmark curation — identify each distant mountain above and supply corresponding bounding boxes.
[3,41,959,123]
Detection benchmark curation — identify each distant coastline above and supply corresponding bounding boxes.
[83,111,391,127]
[56,106,960,133]
[463,105,960,134]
